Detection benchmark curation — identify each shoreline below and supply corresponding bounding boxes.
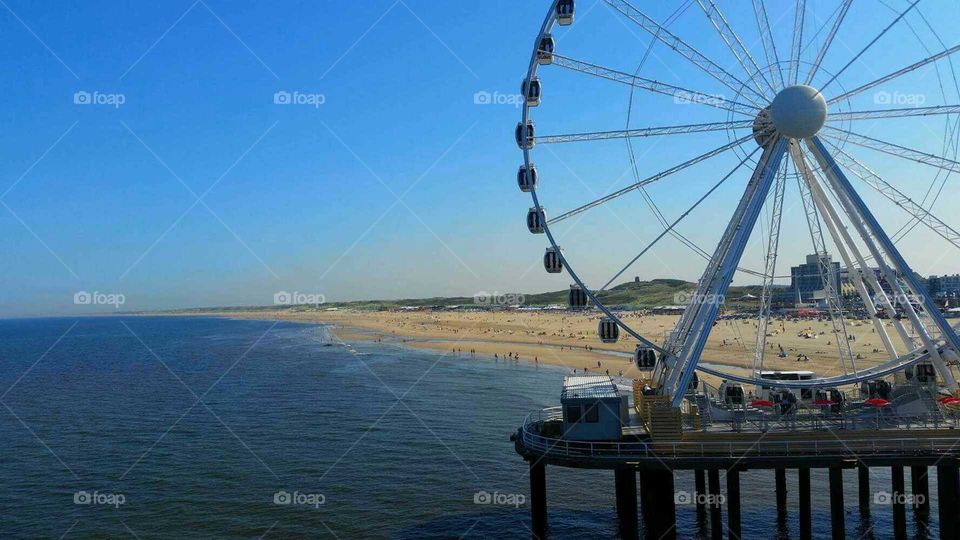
[153,309,894,387]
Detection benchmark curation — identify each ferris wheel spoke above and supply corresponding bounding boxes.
[822,126,960,174]
[793,145,904,358]
[550,53,759,117]
[751,0,785,89]
[626,161,775,281]
[695,0,773,96]
[823,140,960,251]
[830,104,960,121]
[828,44,960,104]
[536,120,752,145]
[788,0,806,86]
[819,0,921,95]
[752,159,787,375]
[805,0,854,85]
[603,0,769,106]
[789,143,858,375]
[547,134,751,225]
[600,145,762,291]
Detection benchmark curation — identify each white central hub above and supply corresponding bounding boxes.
[769,85,829,139]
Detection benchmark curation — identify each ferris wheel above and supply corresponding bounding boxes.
[517,0,960,407]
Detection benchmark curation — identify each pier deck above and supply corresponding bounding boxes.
[515,406,960,469]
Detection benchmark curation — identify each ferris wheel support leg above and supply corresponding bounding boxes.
[663,139,789,407]
[808,138,946,372]
[790,142,858,375]
[805,143,920,353]
[807,137,960,389]
[791,144,900,360]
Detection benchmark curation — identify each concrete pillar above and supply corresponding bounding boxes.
[829,467,845,540]
[799,468,812,540]
[911,465,930,518]
[708,469,722,540]
[727,468,741,540]
[695,469,707,523]
[858,464,870,515]
[937,462,959,540]
[775,468,788,520]
[530,460,547,538]
[615,467,638,538]
[639,468,676,540]
[891,466,906,540]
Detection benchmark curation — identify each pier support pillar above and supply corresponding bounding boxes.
[615,467,638,538]
[829,467,845,540]
[727,468,741,540]
[695,469,707,523]
[911,465,930,518]
[639,468,675,540]
[937,462,959,540]
[775,468,788,520]
[708,469,722,540]
[799,467,812,540]
[857,464,870,515]
[892,466,906,540]
[530,460,547,538]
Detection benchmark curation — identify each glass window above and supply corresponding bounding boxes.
[584,404,599,423]
[566,405,581,423]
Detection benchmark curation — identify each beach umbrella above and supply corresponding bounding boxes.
[864,398,890,407]
[938,396,960,404]
[750,399,775,408]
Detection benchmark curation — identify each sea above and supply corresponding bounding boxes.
[0,316,939,538]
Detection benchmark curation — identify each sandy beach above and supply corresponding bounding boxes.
[190,309,899,388]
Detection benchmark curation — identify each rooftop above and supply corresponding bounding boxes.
[561,375,620,401]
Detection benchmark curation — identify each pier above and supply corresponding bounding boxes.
[513,405,960,538]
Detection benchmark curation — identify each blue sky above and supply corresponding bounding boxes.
[1,0,959,317]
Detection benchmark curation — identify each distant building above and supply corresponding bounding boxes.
[929,274,960,298]
[790,253,841,305]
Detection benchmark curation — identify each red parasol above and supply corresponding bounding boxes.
[750,399,775,407]
[864,398,890,407]
[814,399,835,406]
[938,396,960,404]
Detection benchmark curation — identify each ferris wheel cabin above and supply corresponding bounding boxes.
[526,207,546,234]
[536,34,555,65]
[517,164,537,192]
[598,317,619,343]
[543,246,563,273]
[567,285,588,309]
[515,121,535,149]
[556,0,575,25]
[522,77,541,107]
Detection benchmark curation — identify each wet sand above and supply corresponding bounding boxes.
[184,309,896,387]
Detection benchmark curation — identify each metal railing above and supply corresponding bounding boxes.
[517,407,960,460]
